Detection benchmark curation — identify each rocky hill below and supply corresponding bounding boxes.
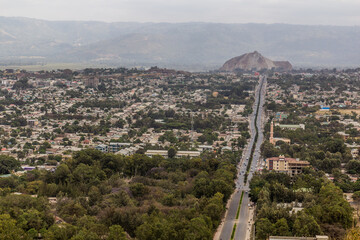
[220,51,292,71]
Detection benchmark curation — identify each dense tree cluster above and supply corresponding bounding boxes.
[131,109,230,132]
[261,117,353,174]
[0,149,238,239]
[250,170,353,240]
[12,78,33,90]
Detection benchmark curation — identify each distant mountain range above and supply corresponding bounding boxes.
[0,17,360,70]
[220,51,292,72]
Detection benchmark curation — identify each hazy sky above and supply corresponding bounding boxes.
[1,0,359,26]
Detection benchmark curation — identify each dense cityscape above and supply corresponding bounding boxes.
[0,66,358,239]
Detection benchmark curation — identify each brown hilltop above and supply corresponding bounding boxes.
[220,51,292,72]
[273,61,292,71]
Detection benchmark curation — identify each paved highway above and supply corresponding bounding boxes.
[217,75,266,240]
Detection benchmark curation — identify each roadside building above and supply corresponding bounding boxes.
[265,155,310,177]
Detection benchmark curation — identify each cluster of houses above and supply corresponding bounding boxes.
[0,68,257,173]
[264,71,360,177]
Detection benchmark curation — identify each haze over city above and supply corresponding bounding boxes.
[1,0,360,25]
[0,1,359,240]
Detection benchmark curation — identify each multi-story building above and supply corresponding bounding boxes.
[95,144,108,153]
[108,142,132,153]
[265,155,310,177]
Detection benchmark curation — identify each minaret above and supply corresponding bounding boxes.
[191,112,194,144]
[270,121,274,145]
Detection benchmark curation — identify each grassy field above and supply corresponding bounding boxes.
[316,109,360,116]
[338,109,360,115]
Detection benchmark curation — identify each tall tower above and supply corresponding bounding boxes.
[270,121,274,145]
[191,112,194,144]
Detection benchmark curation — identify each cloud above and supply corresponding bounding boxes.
[0,0,359,25]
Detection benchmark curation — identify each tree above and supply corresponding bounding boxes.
[88,186,102,205]
[203,193,224,228]
[135,213,172,240]
[324,138,346,154]
[315,183,353,229]
[0,214,24,239]
[260,141,280,158]
[352,191,360,201]
[168,147,177,159]
[12,78,32,90]
[70,229,100,240]
[114,119,126,128]
[129,183,149,198]
[54,164,71,184]
[273,218,291,236]
[18,208,47,231]
[344,228,360,240]
[108,225,127,240]
[293,211,322,237]
[186,216,212,240]
[346,160,360,174]
[237,136,247,148]
[256,218,274,240]
[0,155,20,174]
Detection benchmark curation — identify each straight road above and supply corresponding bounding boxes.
[217,75,266,240]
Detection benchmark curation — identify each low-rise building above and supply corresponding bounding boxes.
[145,150,201,158]
[337,131,350,140]
[145,150,168,158]
[275,123,305,130]
[269,236,328,240]
[197,145,213,152]
[176,151,201,158]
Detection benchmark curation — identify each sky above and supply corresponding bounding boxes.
[0,0,359,26]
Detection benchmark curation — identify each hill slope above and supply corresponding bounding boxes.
[220,51,292,71]
[0,17,359,69]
